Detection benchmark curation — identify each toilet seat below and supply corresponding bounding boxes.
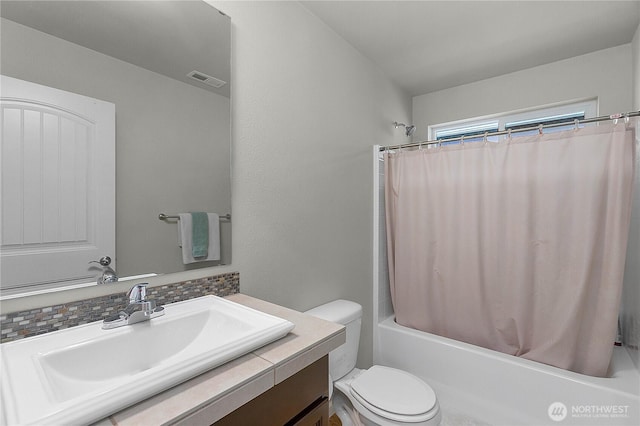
[349,366,438,423]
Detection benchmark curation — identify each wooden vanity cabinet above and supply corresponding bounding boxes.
[102,295,344,426]
[214,355,329,426]
[289,398,329,426]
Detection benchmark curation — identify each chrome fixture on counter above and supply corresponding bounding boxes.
[102,283,165,329]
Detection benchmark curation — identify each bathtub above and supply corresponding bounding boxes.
[375,316,640,426]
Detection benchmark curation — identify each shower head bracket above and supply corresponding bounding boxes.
[394,121,416,137]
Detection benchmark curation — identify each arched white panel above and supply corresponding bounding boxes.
[1,75,115,291]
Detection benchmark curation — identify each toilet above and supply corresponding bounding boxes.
[306,300,441,426]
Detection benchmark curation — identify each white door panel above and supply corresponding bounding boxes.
[1,75,115,291]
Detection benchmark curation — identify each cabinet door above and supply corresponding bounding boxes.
[291,398,328,426]
[214,356,328,426]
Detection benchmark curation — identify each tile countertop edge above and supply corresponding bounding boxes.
[103,293,346,426]
[225,294,347,384]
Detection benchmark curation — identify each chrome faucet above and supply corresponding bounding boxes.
[102,283,165,329]
[89,256,118,285]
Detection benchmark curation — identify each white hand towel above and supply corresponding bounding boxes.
[178,213,221,264]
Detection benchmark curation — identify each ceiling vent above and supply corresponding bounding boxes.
[187,70,226,88]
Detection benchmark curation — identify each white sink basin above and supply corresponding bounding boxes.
[0,295,294,425]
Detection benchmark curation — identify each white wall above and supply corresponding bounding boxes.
[413,44,633,139]
[209,1,412,367]
[0,18,232,276]
[623,19,640,370]
[0,1,411,368]
[635,19,640,111]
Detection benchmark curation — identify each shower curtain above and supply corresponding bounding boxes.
[384,123,635,377]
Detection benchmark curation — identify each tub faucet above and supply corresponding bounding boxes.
[102,283,165,329]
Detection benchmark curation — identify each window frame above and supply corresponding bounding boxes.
[428,99,598,144]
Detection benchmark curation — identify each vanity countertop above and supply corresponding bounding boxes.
[97,294,345,425]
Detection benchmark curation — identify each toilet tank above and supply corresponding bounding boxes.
[305,300,362,380]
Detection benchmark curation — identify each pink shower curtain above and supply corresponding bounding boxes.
[384,123,635,377]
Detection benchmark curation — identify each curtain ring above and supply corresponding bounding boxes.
[624,115,630,128]
[538,124,544,135]
[460,135,464,146]
[507,129,512,141]
[574,119,580,131]
[483,132,488,144]
[437,140,442,149]
[613,118,619,126]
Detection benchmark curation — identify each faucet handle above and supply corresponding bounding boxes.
[127,283,148,303]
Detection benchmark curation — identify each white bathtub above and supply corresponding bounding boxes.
[375,316,640,426]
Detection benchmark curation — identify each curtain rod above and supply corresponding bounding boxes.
[379,110,640,152]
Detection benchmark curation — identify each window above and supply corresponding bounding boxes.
[429,99,597,145]
[435,121,499,145]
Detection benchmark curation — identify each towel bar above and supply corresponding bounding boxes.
[159,213,231,221]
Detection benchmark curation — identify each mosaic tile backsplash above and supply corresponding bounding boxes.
[0,272,239,343]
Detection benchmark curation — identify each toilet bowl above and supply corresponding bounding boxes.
[334,367,441,426]
[305,300,441,426]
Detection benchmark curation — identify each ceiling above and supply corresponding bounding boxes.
[302,1,640,96]
[3,1,638,99]
[0,1,231,97]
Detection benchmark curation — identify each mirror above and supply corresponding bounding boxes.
[0,0,231,294]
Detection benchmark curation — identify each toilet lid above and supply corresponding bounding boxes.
[350,366,437,418]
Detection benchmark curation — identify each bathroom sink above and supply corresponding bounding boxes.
[0,295,295,425]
